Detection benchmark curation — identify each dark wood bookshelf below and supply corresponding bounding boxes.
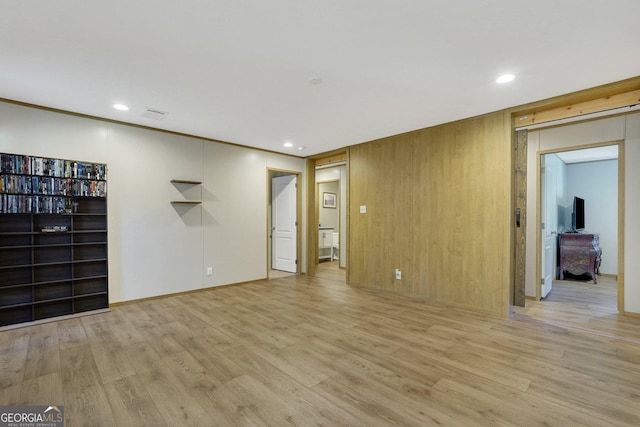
[0,152,108,328]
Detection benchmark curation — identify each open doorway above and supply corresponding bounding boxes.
[540,145,618,296]
[267,169,301,279]
[308,155,348,282]
[518,143,622,327]
[316,163,346,270]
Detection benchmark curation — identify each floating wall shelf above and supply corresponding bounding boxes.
[170,179,202,185]
[170,179,202,205]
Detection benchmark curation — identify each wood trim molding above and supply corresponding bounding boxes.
[306,159,318,277]
[618,140,625,313]
[315,153,347,167]
[514,89,640,127]
[109,280,263,307]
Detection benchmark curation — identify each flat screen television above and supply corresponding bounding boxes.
[572,196,585,231]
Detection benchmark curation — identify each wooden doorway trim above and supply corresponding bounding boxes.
[513,129,527,307]
[533,140,624,311]
[306,150,348,277]
[514,89,640,128]
[509,77,640,311]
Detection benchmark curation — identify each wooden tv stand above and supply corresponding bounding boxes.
[558,233,601,284]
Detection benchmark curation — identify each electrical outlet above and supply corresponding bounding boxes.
[395,269,401,280]
[206,267,213,276]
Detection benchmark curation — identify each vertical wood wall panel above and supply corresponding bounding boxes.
[349,111,511,316]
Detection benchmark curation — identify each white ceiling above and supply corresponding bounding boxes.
[556,146,619,164]
[1,1,639,156]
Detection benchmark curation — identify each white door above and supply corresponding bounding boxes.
[272,175,297,272]
[540,155,555,298]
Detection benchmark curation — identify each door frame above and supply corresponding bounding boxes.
[513,129,528,308]
[305,150,348,278]
[534,140,624,311]
[538,153,557,299]
[267,168,302,277]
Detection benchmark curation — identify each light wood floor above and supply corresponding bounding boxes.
[513,276,636,340]
[2,267,640,426]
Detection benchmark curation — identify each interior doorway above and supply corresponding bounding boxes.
[306,152,348,278]
[316,163,347,269]
[515,142,623,329]
[268,169,301,279]
[514,142,623,331]
[537,145,619,302]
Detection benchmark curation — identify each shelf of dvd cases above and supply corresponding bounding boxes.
[1,152,106,214]
[0,152,108,328]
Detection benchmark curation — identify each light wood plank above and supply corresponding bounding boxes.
[85,322,136,384]
[0,268,639,426]
[0,348,27,405]
[23,322,60,380]
[138,361,214,426]
[104,375,168,427]
[515,89,640,127]
[60,345,116,426]
[19,372,63,406]
[123,341,165,376]
[56,317,89,350]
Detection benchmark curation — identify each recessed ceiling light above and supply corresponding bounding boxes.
[308,77,322,85]
[496,74,515,84]
[283,142,294,148]
[113,104,129,111]
[297,146,306,151]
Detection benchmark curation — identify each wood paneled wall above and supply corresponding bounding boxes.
[348,111,512,316]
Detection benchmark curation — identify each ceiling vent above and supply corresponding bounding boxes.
[141,107,168,120]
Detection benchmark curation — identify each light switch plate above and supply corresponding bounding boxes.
[360,205,367,214]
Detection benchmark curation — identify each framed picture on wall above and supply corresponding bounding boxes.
[323,192,337,208]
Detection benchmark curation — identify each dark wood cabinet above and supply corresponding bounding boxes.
[558,233,601,284]
[1,153,108,328]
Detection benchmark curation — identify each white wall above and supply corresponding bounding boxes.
[525,113,640,314]
[0,101,305,303]
[107,124,204,302]
[566,159,618,274]
[202,143,305,286]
